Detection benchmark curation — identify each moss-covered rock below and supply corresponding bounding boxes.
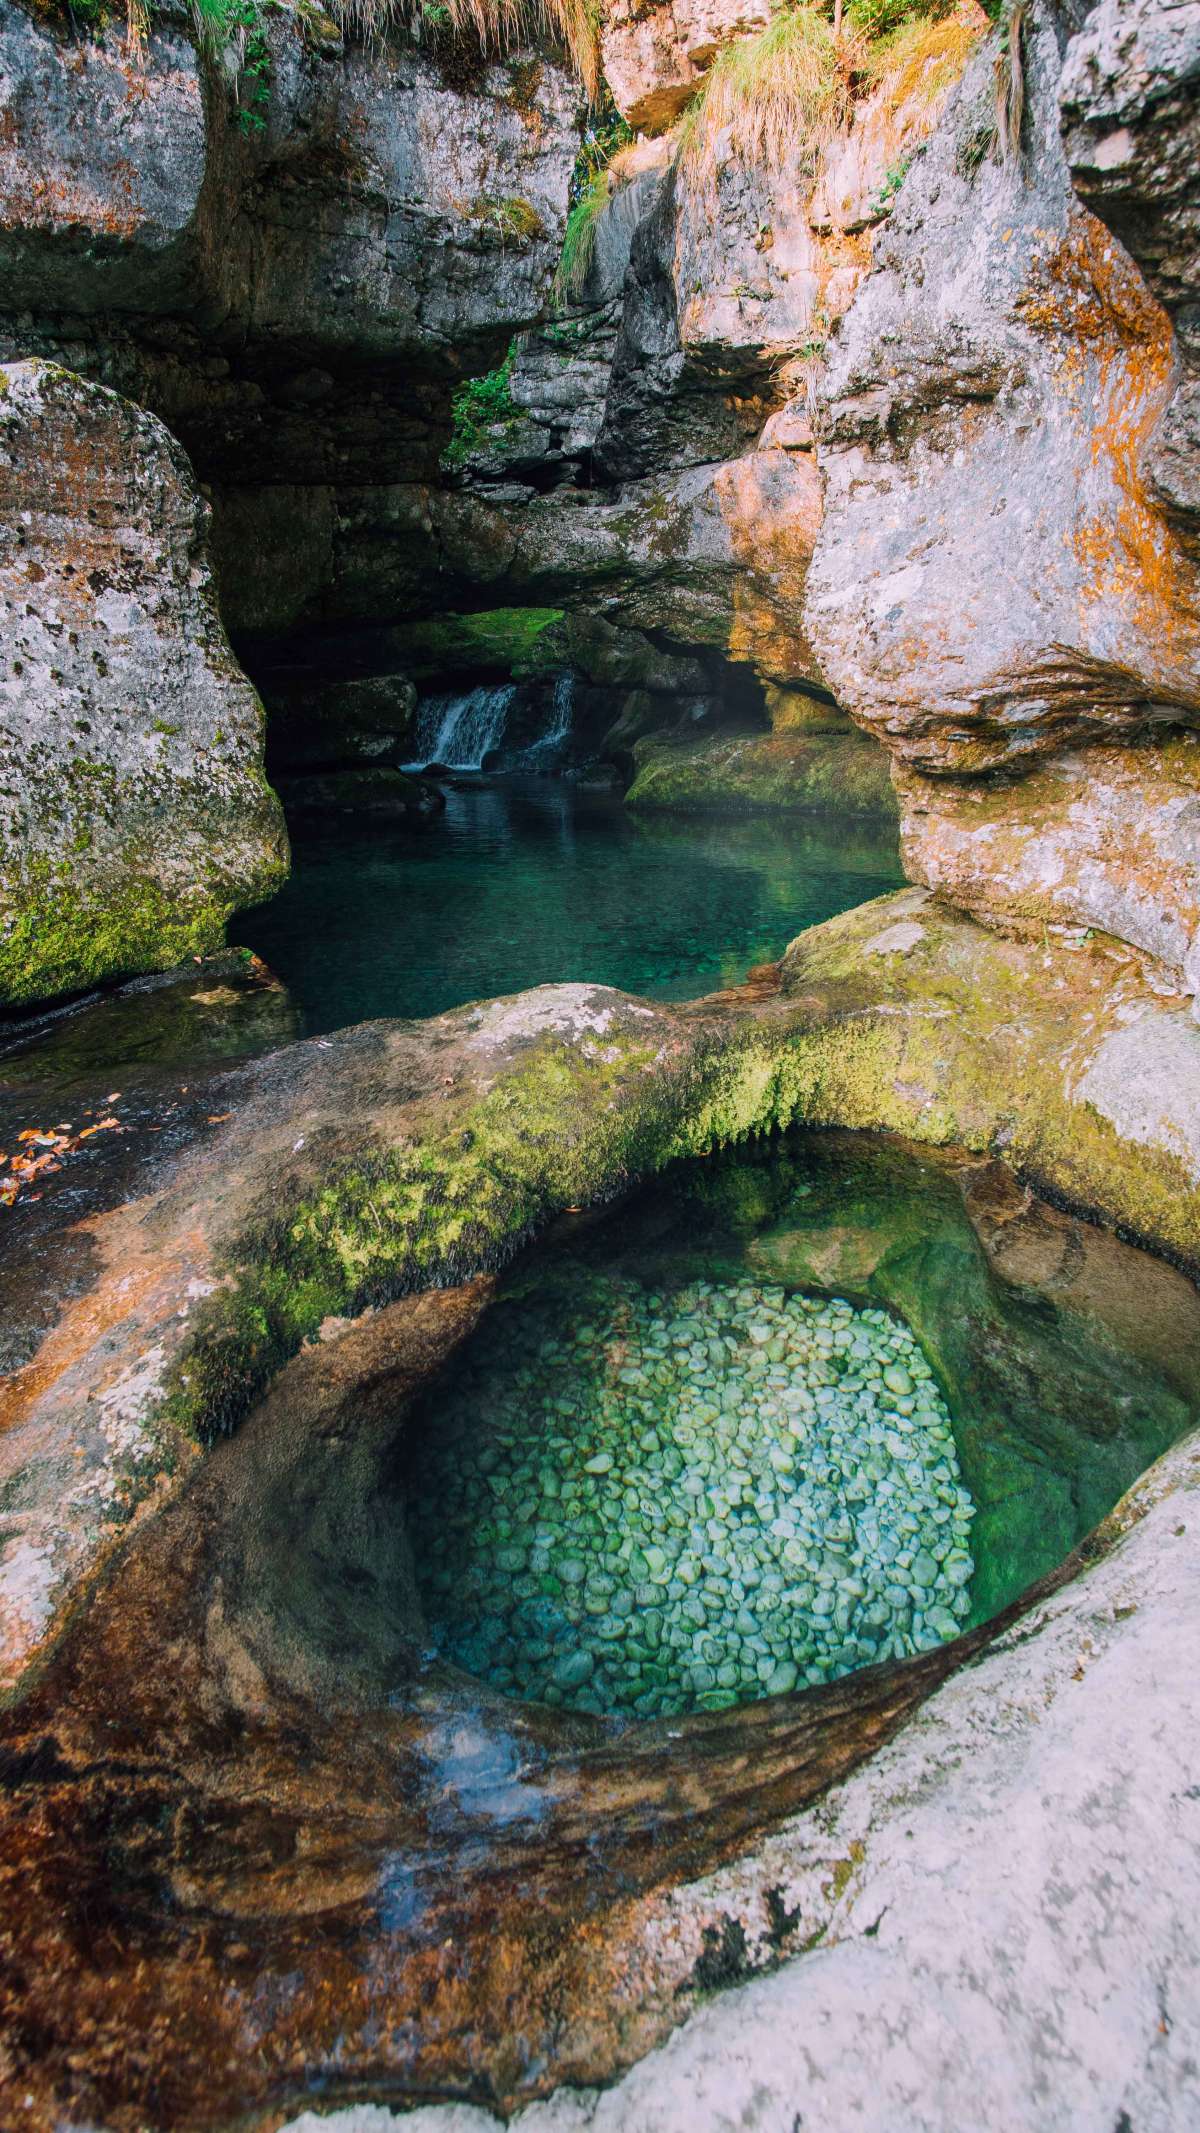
[625,729,898,817]
[0,361,288,1009]
[5,894,1200,1697]
[375,606,566,685]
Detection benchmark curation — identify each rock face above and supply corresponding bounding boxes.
[278,1424,1200,2133]
[1060,0,1200,542]
[0,1,582,625]
[806,0,1200,1010]
[600,0,772,133]
[0,359,286,1008]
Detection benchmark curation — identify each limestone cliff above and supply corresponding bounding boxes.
[806,0,1200,1012]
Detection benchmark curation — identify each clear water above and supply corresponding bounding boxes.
[231,778,903,1036]
[404,1131,1200,1719]
[407,1269,974,1719]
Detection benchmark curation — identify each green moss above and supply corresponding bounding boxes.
[0,771,288,1009]
[385,606,565,682]
[148,894,1200,1449]
[467,195,546,247]
[625,732,899,820]
[0,868,233,1010]
[167,1022,716,1440]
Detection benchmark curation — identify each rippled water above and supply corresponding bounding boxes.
[231,777,903,1035]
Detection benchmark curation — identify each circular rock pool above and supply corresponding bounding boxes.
[405,1131,1198,1724]
[407,1275,974,1717]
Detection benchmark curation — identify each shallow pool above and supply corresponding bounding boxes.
[404,1131,1199,1720]
[230,777,903,1034]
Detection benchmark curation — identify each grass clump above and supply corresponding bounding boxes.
[552,100,635,306]
[859,6,983,114]
[553,166,612,303]
[678,5,848,179]
[468,192,546,244]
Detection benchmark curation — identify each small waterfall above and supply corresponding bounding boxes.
[512,671,574,770]
[405,683,517,770]
[405,671,575,774]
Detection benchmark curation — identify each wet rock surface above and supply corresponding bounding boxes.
[0,1131,1195,2131]
[3,899,1199,1706]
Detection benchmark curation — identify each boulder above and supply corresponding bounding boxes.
[0,359,286,1008]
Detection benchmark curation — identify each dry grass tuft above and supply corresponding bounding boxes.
[678,5,850,180]
[863,6,983,114]
[334,0,602,99]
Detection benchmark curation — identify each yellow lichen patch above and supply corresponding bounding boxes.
[712,448,824,683]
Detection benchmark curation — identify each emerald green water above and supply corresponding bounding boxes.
[405,1132,1200,1718]
[230,779,903,1034]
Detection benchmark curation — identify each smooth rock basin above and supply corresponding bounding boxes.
[405,1127,1193,1725]
[1,1129,1197,2132]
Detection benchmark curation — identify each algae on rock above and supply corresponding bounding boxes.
[0,361,287,1008]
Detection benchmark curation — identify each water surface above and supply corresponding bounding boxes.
[231,777,903,1035]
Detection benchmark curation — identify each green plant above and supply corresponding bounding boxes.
[443,343,520,467]
[553,165,611,303]
[468,193,546,244]
[845,0,952,42]
[192,0,274,132]
[868,149,911,211]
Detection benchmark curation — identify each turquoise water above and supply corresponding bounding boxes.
[403,1131,1200,1718]
[231,779,903,1033]
[407,1268,974,1719]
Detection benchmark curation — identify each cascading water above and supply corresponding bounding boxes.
[405,683,517,771]
[511,671,574,770]
[405,673,575,774]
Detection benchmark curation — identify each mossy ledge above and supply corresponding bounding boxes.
[625,731,899,819]
[4,892,1200,1696]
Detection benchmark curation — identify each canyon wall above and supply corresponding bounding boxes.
[806,0,1200,1012]
[0,0,1197,1024]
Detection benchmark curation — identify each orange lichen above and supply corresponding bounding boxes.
[1018,208,1197,658]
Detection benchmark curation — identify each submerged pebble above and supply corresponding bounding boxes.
[406,1274,975,1720]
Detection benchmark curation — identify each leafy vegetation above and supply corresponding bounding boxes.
[868,150,911,212]
[443,343,520,467]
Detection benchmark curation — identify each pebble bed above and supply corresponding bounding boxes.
[407,1273,976,1718]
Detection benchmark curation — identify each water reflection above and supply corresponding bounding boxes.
[230,778,904,1034]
